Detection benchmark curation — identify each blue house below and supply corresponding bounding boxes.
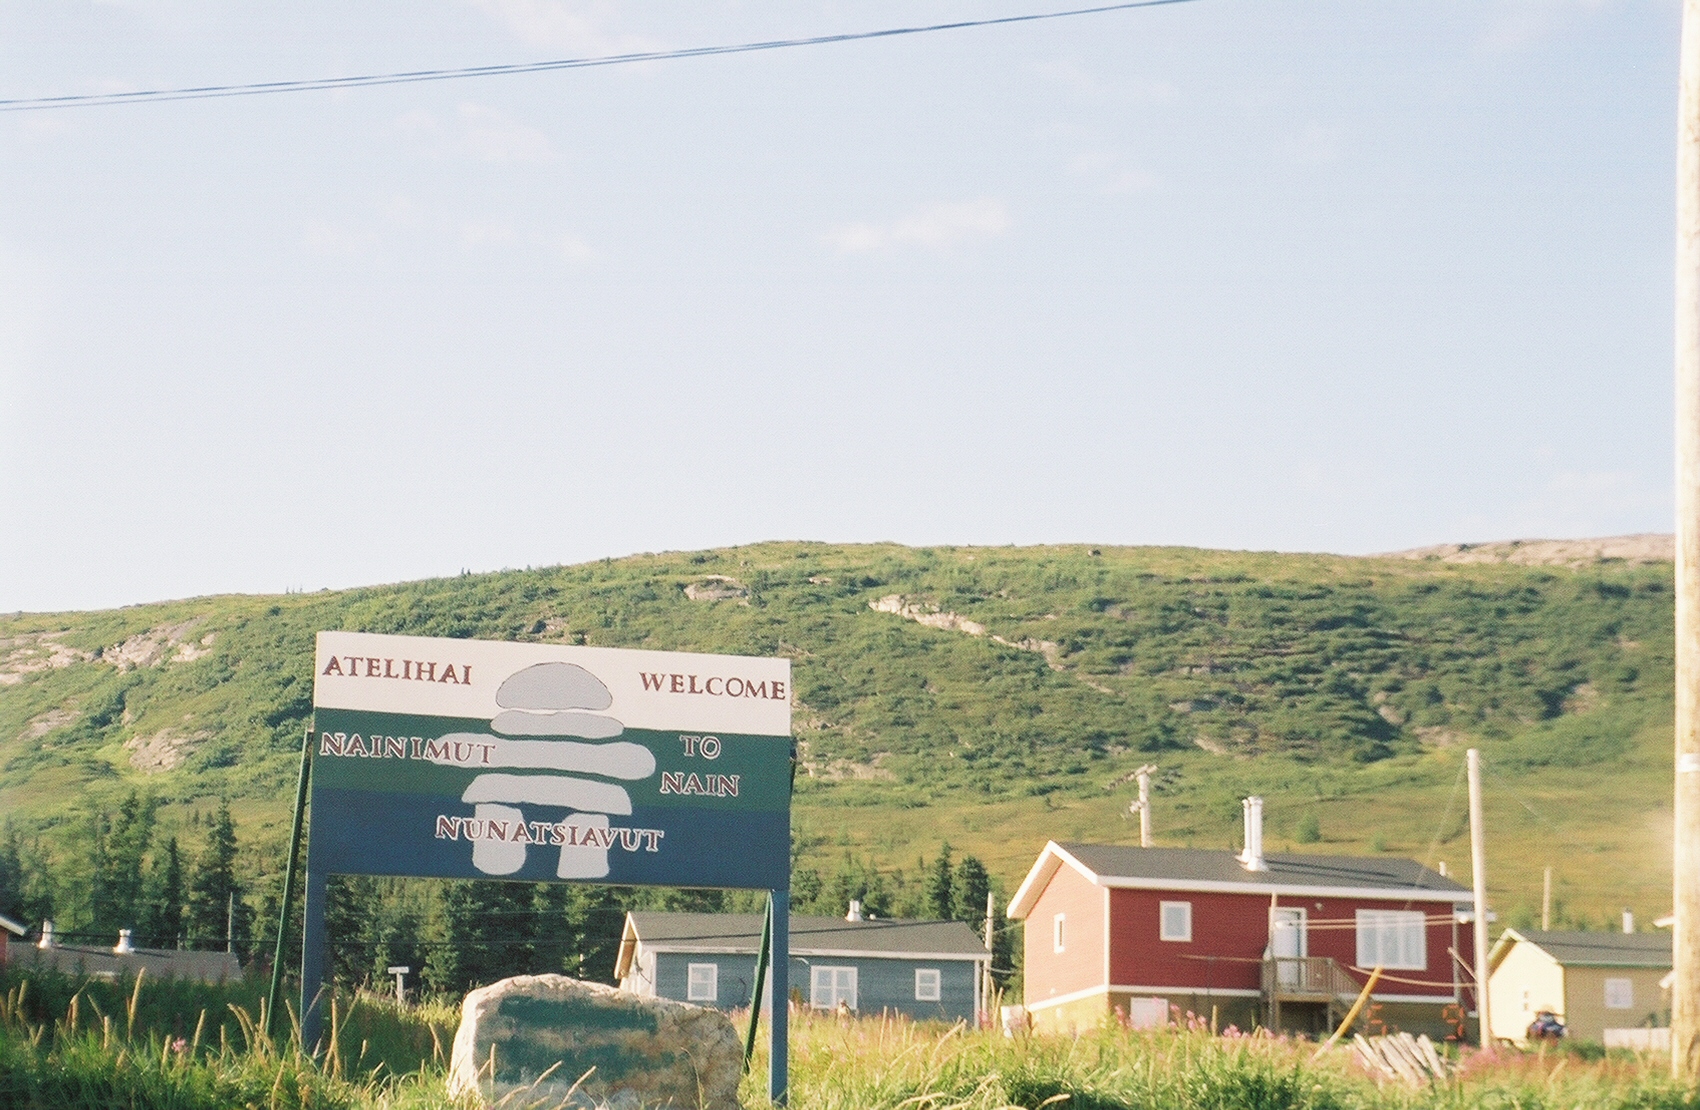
[615,909,990,1024]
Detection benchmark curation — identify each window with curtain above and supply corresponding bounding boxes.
[1355,909,1426,970]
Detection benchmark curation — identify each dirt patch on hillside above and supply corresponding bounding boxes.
[124,730,207,773]
[869,595,1068,672]
[795,741,895,781]
[20,708,78,741]
[0,633,95,686]
[870,595,987,636]
[684,576,748,602]
[1377,534,1672,567]
[1413,725,1466,748]
[105,621,217,670]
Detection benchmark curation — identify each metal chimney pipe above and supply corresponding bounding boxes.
[1133,764,1158,848]
[1239,797,1267,871]
[114,929,135,955]
[37,921,54,949]
[846,899,864,922]
[1625,910,1637,935]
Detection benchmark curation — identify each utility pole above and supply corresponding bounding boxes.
[983,888,996,1025]
[1678,0,1700,1080]
[1131,764,1157,848]
[1467,749,1490,1047]
[226,891,234,955]
[1542,867,1552,932]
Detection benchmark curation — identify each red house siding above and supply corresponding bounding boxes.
[1108,888,1470,997]
[1109,889,1265,992]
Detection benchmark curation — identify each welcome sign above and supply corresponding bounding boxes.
[309,631,793,890]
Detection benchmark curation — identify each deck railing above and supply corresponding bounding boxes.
[1261,956,1360,1002]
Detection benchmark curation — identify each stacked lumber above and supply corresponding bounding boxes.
[1351,1032,1451,1086]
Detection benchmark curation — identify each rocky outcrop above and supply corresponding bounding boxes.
[447,974,742,1110]
[1378,534,1672,567]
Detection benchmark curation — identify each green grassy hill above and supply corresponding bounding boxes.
[0,541,1676,931]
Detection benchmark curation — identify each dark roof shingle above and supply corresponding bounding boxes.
[1510,930,1671,969]
[1058,843,1467,895]
[625,912,988,959]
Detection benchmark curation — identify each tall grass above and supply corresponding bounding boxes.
[4,968,1700,1109]
[0,967,460,1110]
[743,1009,1700,1110]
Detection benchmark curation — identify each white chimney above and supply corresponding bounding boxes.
[1623,910,1635,934]
[37,920,55,949]
[1239,797,1268,871]
[846,899,864,922]
[114,929,135,955]
[1438,861,1447,877]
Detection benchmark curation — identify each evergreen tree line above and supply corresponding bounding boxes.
[0,794,254,954]
[325,845,1017,1000]
[2,799,1017,1001]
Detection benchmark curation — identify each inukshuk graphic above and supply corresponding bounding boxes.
[431,662,654,878]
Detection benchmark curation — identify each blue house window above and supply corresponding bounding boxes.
[687,963,718,1002]
[915,968,941,1002]
[811,966,857,1010]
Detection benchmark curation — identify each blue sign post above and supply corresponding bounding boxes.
[305,631,794,1103]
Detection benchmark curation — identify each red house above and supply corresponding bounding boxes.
[1007,798,1476,1039]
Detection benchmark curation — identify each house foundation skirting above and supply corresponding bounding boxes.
[1026,985,1261,1035]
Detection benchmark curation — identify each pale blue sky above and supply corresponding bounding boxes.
[0,1,1681,612]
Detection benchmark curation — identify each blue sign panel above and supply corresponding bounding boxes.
[309,632,792,890]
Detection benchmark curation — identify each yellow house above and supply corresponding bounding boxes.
[1486,929,1670,1044]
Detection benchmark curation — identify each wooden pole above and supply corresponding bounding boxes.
[1312,966,1383,1059]
[741,894,773,1074]
[265,726,312,1040]
[983,888,996,1025]
[1542,866,1552,932]
[1679,0,1700,1079]
[1467,749,1491,1047]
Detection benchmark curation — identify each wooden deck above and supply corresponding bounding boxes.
[1262,956,1359,1033]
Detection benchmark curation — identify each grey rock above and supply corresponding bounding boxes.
[447,974,743,1110]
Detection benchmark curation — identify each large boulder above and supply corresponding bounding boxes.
[447,975,743,1110]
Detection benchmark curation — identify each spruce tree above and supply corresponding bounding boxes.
[426,880,538,994]
[325,874,378,987]
[0,826,50,927]
[94,792,155,938]
[0,825,22,920]
[950,855,991,930]
[560,884,627,984]
[925,843,954,920]
[142,836,185,947]
[186,803,251,953]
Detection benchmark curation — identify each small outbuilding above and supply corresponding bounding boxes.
[615,909,991,1024]
[1486,928,1670,1044]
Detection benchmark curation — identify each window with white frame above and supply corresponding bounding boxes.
[1160,901,1193,942]
[810,965,857,1010]
[687,963,718,1003]
[1355,910,1427,970]
[1053,913,1067,953]
[915,968,941,1002]
[1605,978,1634,1010]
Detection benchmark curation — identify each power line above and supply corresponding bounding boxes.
[0,0,1200,113]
